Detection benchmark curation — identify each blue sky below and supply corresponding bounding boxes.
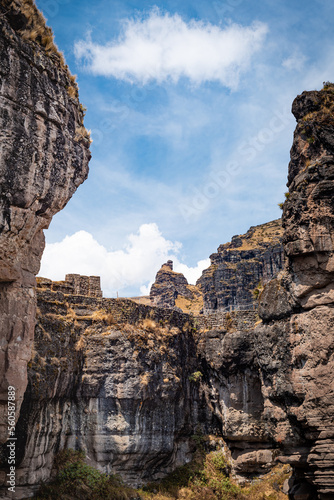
[36,0,334,297]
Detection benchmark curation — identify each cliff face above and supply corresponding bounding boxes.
[147,87,334,497]
[284,86,334,309]
[0,1,90,442]
[5,285,203,498]
[197,219,284,313]
[253,85,334,498]
[150,260,203,314]
[1,7,334,494]
[196,310,273,479]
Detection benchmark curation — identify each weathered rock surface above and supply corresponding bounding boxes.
[256,84,334,498]
[190,86,334,497]
[0,0,90,443]
[0,287,203,498]
[283,86,334,310]
[197,219,285,313]
[195,310,277,478]
[150,260,203,314]
[1,13,334,496]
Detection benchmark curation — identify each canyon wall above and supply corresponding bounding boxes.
[197,219,284,313]
[4,286,204,498]
[0,0,90,444]
[146,86,334,498]
[254,85,334,498]
[1,1,334,496]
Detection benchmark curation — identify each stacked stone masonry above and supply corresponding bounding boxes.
[37,274,103,298]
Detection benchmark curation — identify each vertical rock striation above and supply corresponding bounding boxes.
[6,288,202,498]
[255,84,334,498]
[0,0,90,443]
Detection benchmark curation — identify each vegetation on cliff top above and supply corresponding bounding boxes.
[218,219,283,253]
[3,1,68,68]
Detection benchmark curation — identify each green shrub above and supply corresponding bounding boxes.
[34,449,137,500]
[142,449,242,500]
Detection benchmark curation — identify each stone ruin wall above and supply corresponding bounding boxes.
[37,274,103,298]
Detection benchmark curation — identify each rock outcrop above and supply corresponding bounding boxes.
[149,85,334,497]
[0,0,90,443]
[150,260,203,314]
[254,84,334,498]
[197,219,284,313]
[1,9,334,495]
[1,285,203,498]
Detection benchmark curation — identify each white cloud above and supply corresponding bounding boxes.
[74,9,268,87]
[282,51,306,71]
[39,223,209,297]
[175,259,210,285]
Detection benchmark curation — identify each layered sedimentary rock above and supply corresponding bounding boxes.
[196,311,278,479]
[196,86,334,498]
[254,84,334,498]
[0,0,90,443]
[150,260,203,314]
[197,219,284,313]
[3,286,203,498]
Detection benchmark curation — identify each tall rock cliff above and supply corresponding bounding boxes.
[197,219,284,313]
[3,283,203,498]
[0,0,90,443]
[255,84,334,498]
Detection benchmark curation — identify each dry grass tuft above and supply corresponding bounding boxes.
[75,335,86,351]
[141,318,157,332]
[66,308,116,326]
[7,0,62,58]
[74,126,92,144]
[91,310,115,325]
[66,85,77,99]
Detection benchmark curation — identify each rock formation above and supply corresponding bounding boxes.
[254,84,334,498]
[149,85,334,498]
[0,0,90,443]
[1,2,334,495]
[4,284,203,498]
[150,260,203,314]
[197,219,284,313]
